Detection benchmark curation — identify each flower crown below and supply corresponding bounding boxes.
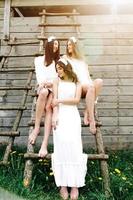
[58,58,68,66]
[48,36,56,42]
[69,36,77,43]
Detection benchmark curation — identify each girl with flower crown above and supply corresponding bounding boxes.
[52,58,87,200]
[63,37,103,134]
[29,36,60,158]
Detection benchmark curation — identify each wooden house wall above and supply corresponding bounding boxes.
[0,0,133,149]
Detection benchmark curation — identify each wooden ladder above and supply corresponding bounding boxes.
[23,9,112,198]
[0,44,34,165]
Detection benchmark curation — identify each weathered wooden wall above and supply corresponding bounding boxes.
[0,0,133,149]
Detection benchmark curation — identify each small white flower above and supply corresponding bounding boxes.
[48,36,56,42]
[69,36,77,43]
[59,58,68,66]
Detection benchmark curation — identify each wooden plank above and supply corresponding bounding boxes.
[0,1,4,7]
[24,152,108,160]
[7,44,133,56]
[3,0,11,40]
[0,131,20,136]
[3,43,133,57]
[11,0,133,7]
[0,105,27,110]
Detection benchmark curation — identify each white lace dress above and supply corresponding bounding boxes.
[52,80,87,187]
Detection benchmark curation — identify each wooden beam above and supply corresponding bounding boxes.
[39,23,81,27]
[0,131,20,136]
[3,0,11,41]
[0,67,35,72]
[0,86,32,90]
[0,106,27,110]
[11,0,133,7]
[28,120,102,127]
[24,153,108,160]
[39,12,80,16]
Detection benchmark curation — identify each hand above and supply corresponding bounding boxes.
[45,82,53,88]
[37,83,44,94]
[52,99,59,107]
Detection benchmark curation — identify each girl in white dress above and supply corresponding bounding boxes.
[64,37,103,134]
[29,36,60,157]
[52,58,87,200]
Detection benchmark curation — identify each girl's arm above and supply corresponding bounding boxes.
[52,79,59,129]
[53,82,82,106]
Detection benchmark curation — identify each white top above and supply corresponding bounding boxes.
[64,56,93,86]
[34,55,58,85]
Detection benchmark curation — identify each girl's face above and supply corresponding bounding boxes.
[67,41,73,54]
[56,64,65,78]
[53,40,59,53]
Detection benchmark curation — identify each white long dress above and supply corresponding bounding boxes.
[52,80,87,187]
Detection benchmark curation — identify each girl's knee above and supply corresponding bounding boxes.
[39,89,48,99]
[95,78,103,87]
[45,104,52,112]
[87,84,95,94]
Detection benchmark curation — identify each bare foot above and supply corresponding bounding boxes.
[70,187,79,200]
[83,111,90,125]
[29,128,40,144]
[90,120,96,134]
[60,187,69,200]
[38,146,48,158]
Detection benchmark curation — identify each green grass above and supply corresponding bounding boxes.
[0,145,132,200]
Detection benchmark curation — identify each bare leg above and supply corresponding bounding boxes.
[39,93,53,157]
[60,186,69,200]
[84,84,96,134]
[70,187,79,200]
[93,78,103,98]
[29,88,49,144]
[83,109,90,125]
[83,79,103,133]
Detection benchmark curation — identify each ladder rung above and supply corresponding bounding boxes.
[37,36,81,41]
[0,106,27,110]
[0,160,9,166]
[0,131,20,136]
[28,120,102,127]
[8,41,39,46]
[29,92,37,97]
[24,153,108,160]
[0,141,8,145]
[0,86,32,90]
[39,23,81,27]
[1,55,36,58]
[0,67,35,72]
[39,12,80,16]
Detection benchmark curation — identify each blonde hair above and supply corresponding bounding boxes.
[66,38,84,60]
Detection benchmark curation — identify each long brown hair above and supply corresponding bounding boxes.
[66,38,83,60]
[45,39,60,66]
[56,59,78,83]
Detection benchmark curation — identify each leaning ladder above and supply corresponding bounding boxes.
[0,44,34,165]
[23,9,111,198]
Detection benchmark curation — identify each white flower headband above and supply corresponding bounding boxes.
[69,36,77,43]
[48,36,56,42]
[58,58,68,66]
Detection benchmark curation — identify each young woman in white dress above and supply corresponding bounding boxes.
[29,36,60,157]
[64,37,103,134]
[52,58,87,200]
